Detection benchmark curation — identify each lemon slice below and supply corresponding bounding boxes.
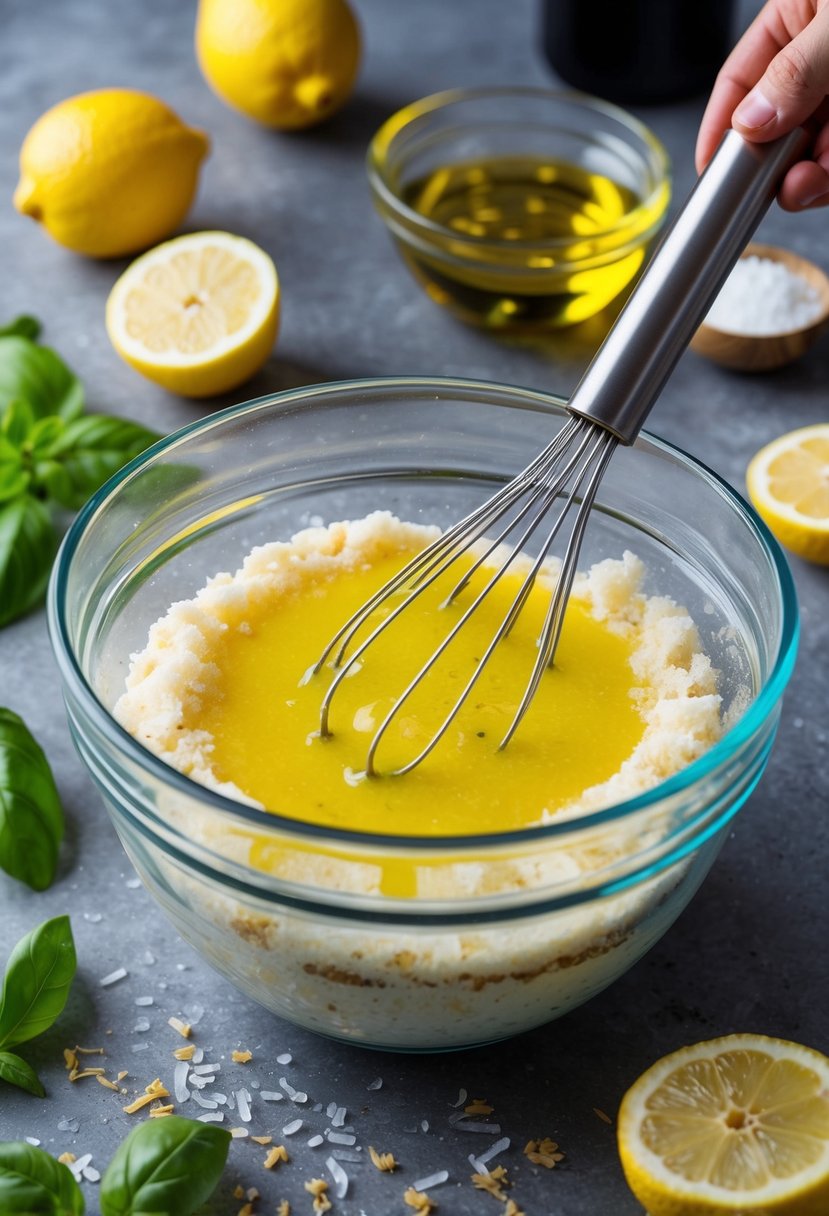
[618,1034,829,1216]
[746,425,829,565]
[106,231,279,398]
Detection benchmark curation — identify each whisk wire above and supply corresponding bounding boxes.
[500,428,616,749]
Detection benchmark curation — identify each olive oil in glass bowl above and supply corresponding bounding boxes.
[369,88,671,331]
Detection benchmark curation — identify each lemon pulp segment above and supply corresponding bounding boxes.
[191,545,645,836]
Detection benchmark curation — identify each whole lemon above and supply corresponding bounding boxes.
[196,0,360,130]
[13,89,210,258]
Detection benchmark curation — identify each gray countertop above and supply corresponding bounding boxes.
[1,1,827,1213]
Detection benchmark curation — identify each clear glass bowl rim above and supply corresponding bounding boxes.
[366,85,672,253]
[48,375,799,856]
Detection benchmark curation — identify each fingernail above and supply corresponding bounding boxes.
[734,89,777,130]
[796,187,826,207]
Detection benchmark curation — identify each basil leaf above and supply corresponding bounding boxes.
[100,1116,230,1216]
[0,496,58,628]
[0,915,76,1049]
[0,1050,45,1097]
[0,708,64,891]
[0,438,29,504]
[2,400,35,447]
[0,317,41,342]
[0,1142,84,1214]
[36,414,159,510]
[0,337,84,423]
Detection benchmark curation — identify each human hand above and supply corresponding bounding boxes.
[696,0,829,210]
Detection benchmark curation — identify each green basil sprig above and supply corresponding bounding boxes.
[0,916,76,1097]
[0,1141,84,1215]
[99,1117,231,1216]
[0,318,160,627]
[0,1117,230,1216]
[0,708,64,890]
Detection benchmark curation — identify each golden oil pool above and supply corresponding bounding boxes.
[400,156,663,329]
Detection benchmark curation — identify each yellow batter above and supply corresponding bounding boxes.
[192,545,644,835]
[116,513,723,844]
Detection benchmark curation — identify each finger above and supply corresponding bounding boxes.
[733,6,829,140]
[696,4,790,170]
[778,151,829,208]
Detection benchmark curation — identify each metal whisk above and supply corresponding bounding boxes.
[316,128,809,777]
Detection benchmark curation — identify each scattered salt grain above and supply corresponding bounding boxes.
[236,1089,252,1123]
[331,1149,362,1163]
[99,968,127,987]
[83,913,103,923]
[125,877,141,889]
[185,1003,205,1025]
[196,1112,224,1123]
[331,1105,347,1128]
[705,255,823,335]
[142,950,155,965]
[327,1132,356,1146]
[277,1051,292,1064]
[421,1120,429,1133]
[133,1018,151,1033]
[261,1091,284,1102]
[313,1102,323,1112]
[413,1170,449,1191]
[82,1167,100,1183]
[25,1137,41,1146]
[307,1134,324,1147]
[173,1062,191,1104]
[326,1102,337,1119]
[134,996,154,1007]
[367,1077,383,1091]
[279,1076,307,1103]
[282,1119,304,1136]
[474,1136,510,1167]
[326,1156,349,1198]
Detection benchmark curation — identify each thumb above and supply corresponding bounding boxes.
[733,7,829,140]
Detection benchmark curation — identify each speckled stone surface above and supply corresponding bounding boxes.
[1,1,827,1212]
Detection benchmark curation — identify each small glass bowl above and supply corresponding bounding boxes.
[368,87,671,331]
[48,379,797,1051]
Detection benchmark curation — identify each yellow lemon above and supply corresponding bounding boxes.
[617,1034,829,1216]
[196,0,360,130]
[13,89,209,259]
[106,231,279,398]
[746,424,829,565]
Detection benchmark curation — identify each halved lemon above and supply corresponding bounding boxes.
[106,231,279,397]
[618,1034,829,1215]
[746,425,829,565]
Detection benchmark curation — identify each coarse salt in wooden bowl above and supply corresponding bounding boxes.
[691,243,829,372]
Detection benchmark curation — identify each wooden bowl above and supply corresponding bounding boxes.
[690,243,829,372]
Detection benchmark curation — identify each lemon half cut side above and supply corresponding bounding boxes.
[747,424,829,565]
[106,231,279,398]
[618,1034,829,1216]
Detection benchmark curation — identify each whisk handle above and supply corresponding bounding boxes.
[567,126,811,445]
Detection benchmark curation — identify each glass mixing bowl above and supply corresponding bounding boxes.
[48,379,797,1051]
[368,87,671,330]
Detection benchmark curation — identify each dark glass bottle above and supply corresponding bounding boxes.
[541,0,735,105]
